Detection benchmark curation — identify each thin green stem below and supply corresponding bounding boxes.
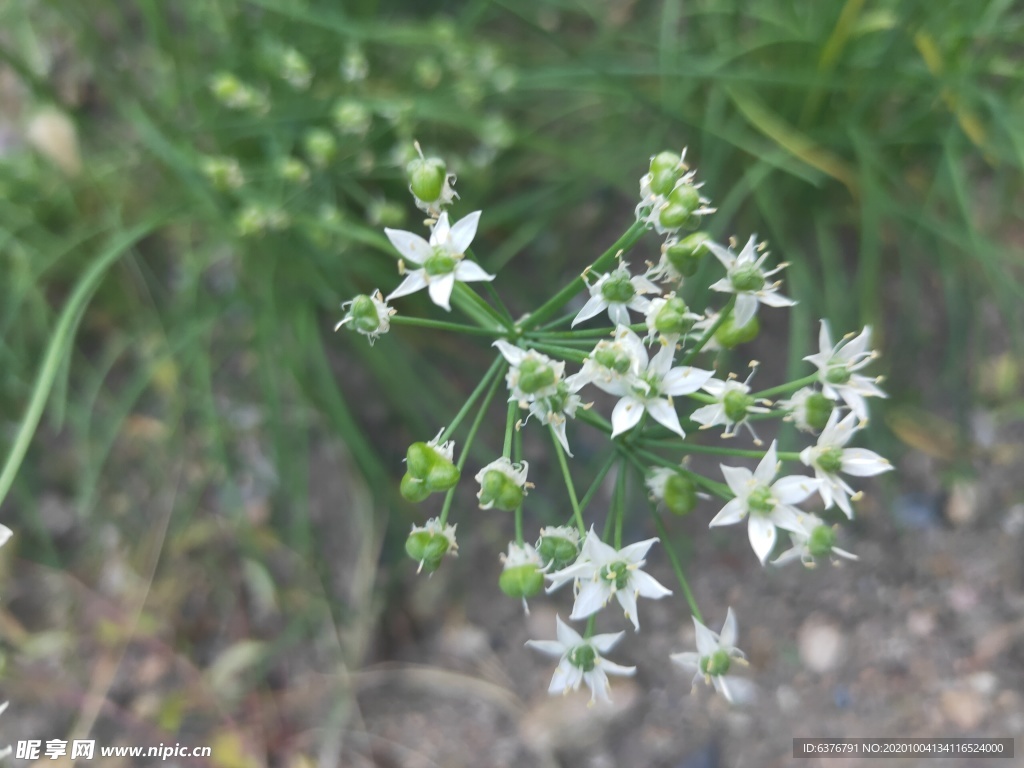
[634,448,732,499]
[523,220,648,330]
[503,401,518,459]
[551,425,586,536]
[437,356,505,443]
[637,438,801,462]
[452,283,513,332]
[525,323,646,340]
[613,462,626,549]
[753,373,820,400]
[513,425,524,545]
[390,314,507,337]
[577,450,619,517]
[438,368,502,526]
[522,341,589,363]
[680,296,735,366]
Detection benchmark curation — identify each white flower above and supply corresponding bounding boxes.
[545,527,672,631]
[586,327,713,438]
[527,381,583,457]
[709,441,820,565]
[526,615,636,704]
[334,290,395,344]
[572,261,660,327]
[690,367,770,443]
[799,410,892,518]
[670,608,747,703]
[384,211,495,311]
[778,386,831,433]
[644,294,701,344]
[707,235,795,328]
[804,320,886,420]
[493,341,565,404]
[565,329,646,394]
[773,513,858,567]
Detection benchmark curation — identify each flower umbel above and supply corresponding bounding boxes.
[526,615,636,704]
[671,608,747,703]
[384,210,495,311]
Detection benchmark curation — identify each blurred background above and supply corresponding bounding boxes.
[1,1,1023,766]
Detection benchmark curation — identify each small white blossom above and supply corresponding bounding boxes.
[493,341,565,404]
[384,211,495,311]
[709,441,820,565]
[580,327,712,438]
[526,615,636,704]
[773,513,858,567]
[526,382,583,457]
[565,329,646,394]
[707,235,795,328]
[643,294,701,345]
[545,527,672,631]
[671,608,747,703]
[804,320,886,420]
[572,261,660,327]
[690,366,770,442]
[800,410,892,518]
[474,456,531,510]
[778,386,830,433]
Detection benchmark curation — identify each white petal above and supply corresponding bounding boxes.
[693,617,720,656]
[646,398,685,437]
[427,272,456,311]
[525,639,567,658]
[757,290,796,308]
[454,260,495,283]
[617,537,658,564]
[597,659,636,677]
[747,515,778,565]
[708,277,734,294]
[817,320,833,356]
[550,661,582,694]
[555,614,583,646]
[732,293,759,329]
[385,271,428,301]
[753,441,779,485]
[615,589,641,631]
[430,212,451,245]
[608,302,631,328]
[709,498,746,527]
[0,524,12,548]
[720,607,739,648]
[691,403,725,427]
[671,651,700,670]
[840,448,892,477]
[571,581,610,620]
[550,421,574,457]
[720,465,753,496]
[384,227,432,264]
[769,505,807,534]
[630,570,672,599]
[662,366,715,396]
[705,241,737,270]
[447,210,481,253]
[772,475,820,504]
[493,340,525,365]
[572,294,608,327]
[581,529,618,563]
[838,326,872,363]
[610,397,644,437]
[583,669,611,702]
[590,630,626,654]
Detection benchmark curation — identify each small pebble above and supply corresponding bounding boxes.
[798,616,846,674]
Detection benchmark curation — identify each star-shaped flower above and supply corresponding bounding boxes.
[572,261,660,327]
[799,409,892,518]
[772,513,858,567]
[526,615,636,704]
[584,327,712,438]
[670,608,747,703]
[384,210,494,311]
[803,320,886,420]
[709,441,820,564]
[545,527,672,631]
[706,235,795,327]
[690,366,770,443]
[493,341,565,405]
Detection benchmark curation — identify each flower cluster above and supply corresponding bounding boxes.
[334,143,893,707]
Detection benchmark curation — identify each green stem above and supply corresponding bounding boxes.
[680,296,735,366]
[551,425,586,536]
[438,368,503,526]
[390,314,507,337]
[437,356,505,443]
[522,341,589,363]
[513,425,524,545]
[753,373,819,400]
[523,220,648,330]
[503,400,517,459]
[613,462,626,548]
[637,439,801,462]
[577,451,619,518]
[634,448,732,499]
[452,283,512,332]
[525,323,646,340]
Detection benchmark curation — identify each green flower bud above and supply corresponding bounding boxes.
[804,392,833,432]
[714,314,760,349]
[815,447,844,475]
[654,296,694,336]
[807,524,837,558]
[405,531,448,572]
[700,649,732,676]
[478,469,524,511]
[344,295,380,334]
[517,358,557,395]
[304,129,337,167]
[668,183,701,211]
[649,150,682,176]
[594,346,632,374]
[649,169,680,197]
[425,460,460,493]
[730,265,765,292]
[400,472,431,503]
[723,390,755,423]
[407,156,447,204]
[825,365,852,385]
[658,202,694,231]
[406,442,436,479]
[664,232,710,277]
[537,530,580,570]
[663,473,698,516]
[600,272,636,303]
[499,564,544,599]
